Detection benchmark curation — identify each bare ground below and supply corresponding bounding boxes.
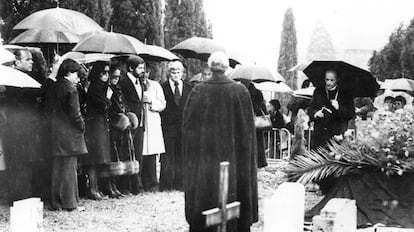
[0,161,322,232]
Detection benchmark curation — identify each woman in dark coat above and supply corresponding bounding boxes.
[238,79,268,168]
[46,59,87,211]
[84,61,112,200]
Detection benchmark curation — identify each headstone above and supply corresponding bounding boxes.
[312,198,356,232]
[10,197,43,232]
[264,182,305,232]
[375,228,414,232]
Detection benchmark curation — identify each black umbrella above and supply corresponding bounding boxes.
[170,37,241,67]
[303,61,379,97]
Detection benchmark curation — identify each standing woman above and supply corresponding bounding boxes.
[46,59,87,211]
[84,61,112,200]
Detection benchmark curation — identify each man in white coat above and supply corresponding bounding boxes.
[141,70,166,191]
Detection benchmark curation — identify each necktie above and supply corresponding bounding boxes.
[174,81,181,105]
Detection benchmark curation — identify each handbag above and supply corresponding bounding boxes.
[254,109,272,129]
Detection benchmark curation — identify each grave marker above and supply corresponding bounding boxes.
[202,161,240,232]
[264,182,305,232]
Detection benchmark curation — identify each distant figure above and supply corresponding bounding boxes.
[354,97,375,120]
[189,63,212,84]
[291,109,309,159]
[308,69,355,149]
[384,96,395,112]
[394,95,407,111]
[160,60,193,190]
[182,52,258,232]
[267,99,286,129]
[46,59,87,211]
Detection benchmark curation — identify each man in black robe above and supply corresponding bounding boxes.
[182,52,258,232]
[308,69,355,149]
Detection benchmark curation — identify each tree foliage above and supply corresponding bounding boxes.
[368,24,407,81]
[306,21,336,61]
[277,8,297,90]
[164,0,212,79]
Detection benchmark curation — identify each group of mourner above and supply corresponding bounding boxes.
[2,45,393,232]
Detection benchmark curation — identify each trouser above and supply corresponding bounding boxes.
[51,156,79,210]
[159,136,182,190]
[141,154,158,190]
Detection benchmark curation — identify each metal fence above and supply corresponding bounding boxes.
[263,128,291,161]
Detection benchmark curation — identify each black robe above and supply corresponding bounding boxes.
[182,73,258,232]
[308,87,355,149]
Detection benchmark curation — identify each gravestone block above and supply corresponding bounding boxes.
[10,198,43,232]
[312,198,356,232]
[264,182,305,232]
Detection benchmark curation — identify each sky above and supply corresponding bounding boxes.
[204,0,414,69]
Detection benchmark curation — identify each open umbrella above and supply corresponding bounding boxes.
[139,45,180,62]
[253,81,292,93]
[13,7,103,35]
[72,31,148,55]
[0,46,15,64]
[288,62,311,72]
[9,29,80,44]
[170,37,241,67]
[61,51,115,64]
[303,60,379,97]
[292,87,315,99]
[380,78,414,92]
[229,65,285,83]
[0,65,41,88]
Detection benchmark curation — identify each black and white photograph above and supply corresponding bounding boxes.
[1,0,414,231]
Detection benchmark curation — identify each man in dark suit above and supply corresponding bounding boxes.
[119,55,147,194]
[159,60,192,190]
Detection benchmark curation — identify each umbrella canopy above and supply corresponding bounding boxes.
[303,60,379,97]
[170,37,241,67]
[61,51,115,64]
[140,45,180,62]
[0,65,41,88]
[10,29,80,44]
[13,7,103,35]
[229,65,285,83]
[72,31,148,55]
[292,87,316,99]
[253,81,292,93]
[381,78,414,92]
[0,46,15,64]
[288,62,311,72]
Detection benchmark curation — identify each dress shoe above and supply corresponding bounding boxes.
[87,192,103,201]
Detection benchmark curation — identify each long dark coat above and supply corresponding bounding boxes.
[46,78,87,157]
[159,80,192,190]
[182,73,258,231]
[308,87,355,149]
[84,79,111,165]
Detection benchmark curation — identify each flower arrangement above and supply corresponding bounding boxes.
[286,108,414,184]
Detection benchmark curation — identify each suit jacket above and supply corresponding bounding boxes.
[46,78,87,157]
[160,80,192,138]
[119,74,144,127]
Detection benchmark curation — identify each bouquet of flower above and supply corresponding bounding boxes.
[286,108,414,184]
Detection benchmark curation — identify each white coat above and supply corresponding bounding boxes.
[142,79,166,155]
